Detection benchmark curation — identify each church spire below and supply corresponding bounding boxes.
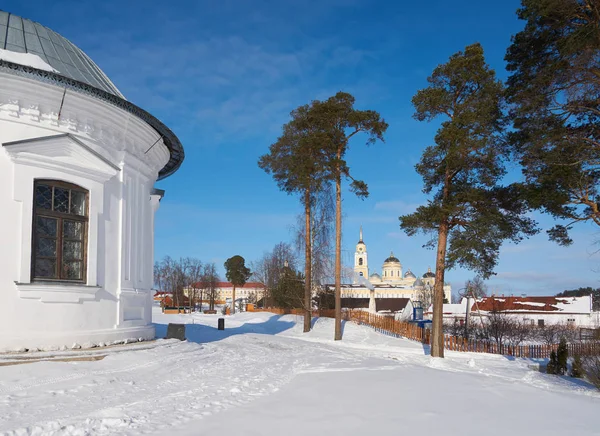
[359,225,363,242]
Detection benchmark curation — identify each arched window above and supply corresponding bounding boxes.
[358,258,363,266]
[32,180,88,282]
[359,272,363,277]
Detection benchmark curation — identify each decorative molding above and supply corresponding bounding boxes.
[3,133,120,183]
[0,60,183,179]
[0,94,170,179]
[15,282,101,304]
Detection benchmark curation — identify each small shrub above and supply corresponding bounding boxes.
[583,356,600,389]
[556,337,568,375]
[570,354,584,378]
[547,350,558,375]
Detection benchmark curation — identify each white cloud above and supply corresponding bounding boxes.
[374,200,421,214]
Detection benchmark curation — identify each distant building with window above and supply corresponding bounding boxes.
[338,227,451,305]
[183,282,265,305]
[0,11,184,350]
[425,296,599,328]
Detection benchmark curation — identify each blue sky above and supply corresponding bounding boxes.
[6,0,600,296]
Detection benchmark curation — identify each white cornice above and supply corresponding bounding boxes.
[15,282,101,304]
[0,73,170,178]
[3,133,120,183]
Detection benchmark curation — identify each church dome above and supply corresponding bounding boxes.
[0,11,122,97]
[423,267,435,278]
[404,270,416,279]
[0,11,184,179]
[383,251,400,264]
[369,272,381,279]
[414,278,424,287]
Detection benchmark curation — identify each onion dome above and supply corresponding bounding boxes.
[404,269,416,279]
[423,267,435,278]
[369,272,381,280]
[383,251,400,264]
[0,11,184,179]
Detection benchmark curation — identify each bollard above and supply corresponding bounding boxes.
[218,318,225,331]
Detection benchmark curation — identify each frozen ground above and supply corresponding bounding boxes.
[0,306,598,435]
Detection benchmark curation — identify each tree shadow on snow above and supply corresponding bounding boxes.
[154,314,296,344]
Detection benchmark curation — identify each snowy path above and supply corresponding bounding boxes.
[0,307,598,435]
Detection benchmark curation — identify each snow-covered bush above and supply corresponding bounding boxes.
[570,354,584,378]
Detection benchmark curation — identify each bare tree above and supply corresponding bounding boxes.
[506,319,532,347]
[462,276,488,299]
[184,258,203,313]
[583,356,600,390]
[294,184,335,292]
[250,242,297,308]
[536,323,563,346]
[417,284,435,312]
[155,256,187,309]
[201,263,219,311]
[485,311,514,348]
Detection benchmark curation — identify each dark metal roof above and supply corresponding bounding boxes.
[0,11,122,97]
[341,298,410,312]
[0,11,184,179]
[384,252,400,263]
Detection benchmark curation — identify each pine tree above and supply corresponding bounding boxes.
[400,43,538,358]
[304,92,387,341]
[505,0,600,245]
[547,350,558,375]
[259,107,330,332]
[224,255,251,315]
[557,337,568,375]
[571,354,584,378]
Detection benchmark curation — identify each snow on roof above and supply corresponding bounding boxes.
[426,299,468,315]
[473,296,592,314]
[0,48,57,72]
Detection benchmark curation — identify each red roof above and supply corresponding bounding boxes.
[473,296,588,313]
[162,295,190,306]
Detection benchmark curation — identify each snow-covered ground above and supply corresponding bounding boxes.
[0,305,598,435]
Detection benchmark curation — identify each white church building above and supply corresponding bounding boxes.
[340,227,451,303]
[0,11,184,350]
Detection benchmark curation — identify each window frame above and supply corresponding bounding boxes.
[31,179,89,283]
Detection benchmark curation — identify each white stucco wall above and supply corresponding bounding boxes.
[0,72,171,350]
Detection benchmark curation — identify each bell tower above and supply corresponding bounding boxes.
[354,226,369,283]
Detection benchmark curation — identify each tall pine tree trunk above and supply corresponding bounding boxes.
[232,285,236,315]
[431,169,451,358]
[304,188,312,333]
[334,163,342,341]
[431,220,448,357]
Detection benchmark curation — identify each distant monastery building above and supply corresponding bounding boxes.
[340,227,451,303]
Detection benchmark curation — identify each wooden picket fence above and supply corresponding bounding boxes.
[444,336,600,358]
[257,308,600,358]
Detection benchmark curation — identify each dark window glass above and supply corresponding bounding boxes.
[32,181,88,282]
